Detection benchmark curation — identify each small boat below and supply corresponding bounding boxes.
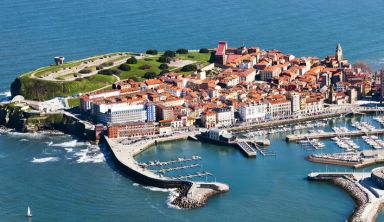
[26,206,32,217]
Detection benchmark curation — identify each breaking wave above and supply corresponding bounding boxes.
[73,145,105,163]
[138,185,181,209]
[0,90,11,97]
[166,189,181,209]
[31,157,60,163]
[48,140,91,148]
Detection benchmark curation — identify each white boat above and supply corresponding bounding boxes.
[26,206,32,217]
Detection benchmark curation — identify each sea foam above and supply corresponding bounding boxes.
[0,90,11,97]
[31,157,60,163]
[49,140,91,148]
[73,145,105,163]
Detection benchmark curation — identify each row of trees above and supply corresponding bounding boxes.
[146,48,210,55]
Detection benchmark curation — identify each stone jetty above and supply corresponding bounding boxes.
[103,132,229,209]
[308,171,384,222]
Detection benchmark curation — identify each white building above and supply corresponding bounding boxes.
[304,98,324,115]
[289,92,301,116]
[266,100,292,119]
[94,103,146,124]
[239,103,267,122]
[215,107,234,127]
[159,126,173,136]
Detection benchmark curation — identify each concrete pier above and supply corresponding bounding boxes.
[103,133,229,208]
[306,150,384,169]
[234,141,257,157]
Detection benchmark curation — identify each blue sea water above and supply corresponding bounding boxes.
[1,0,384,221]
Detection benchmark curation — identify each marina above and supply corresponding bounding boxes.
[286,129,384,142]
[362,136,384,149]
[103,133,229,208]
[297,138,326,150]
[252,142,276,157]
[332,137,360,152]
[150,164,201,174]
[139,155,202,168]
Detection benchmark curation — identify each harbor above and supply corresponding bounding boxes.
[103,132,230,208]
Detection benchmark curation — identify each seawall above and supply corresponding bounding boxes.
[308,173,384,222]
[103,134,229,208]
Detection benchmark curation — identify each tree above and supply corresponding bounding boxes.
[146,49,158,55]
[129,77,140,82]
[159,63,169,70]
[118,64,131,71]
[143,71,157,79]
[98,69,121,75]
[126,56,137,64]
[160,69,170,75]
[163,50,176,58]
[199,48,209,53]
[352,61,372,73]
[158,56,171,63]
[181,64,197,72]
[176,48,188,54]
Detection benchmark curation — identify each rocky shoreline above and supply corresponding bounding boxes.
[172,182,229,209]
[331,176,383,222]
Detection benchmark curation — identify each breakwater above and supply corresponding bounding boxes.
[103,133,229,209]
[306,155,359,167]
[308,172,384,222]
[307,150,384,169]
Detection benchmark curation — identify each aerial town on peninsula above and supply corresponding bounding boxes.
[4,41,384,220]
[75,42,380,141]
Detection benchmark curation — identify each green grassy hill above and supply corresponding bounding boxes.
[10,51,213,101]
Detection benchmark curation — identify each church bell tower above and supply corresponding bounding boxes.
[336,43,343,62]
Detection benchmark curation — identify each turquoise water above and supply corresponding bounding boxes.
[1,0,384,221]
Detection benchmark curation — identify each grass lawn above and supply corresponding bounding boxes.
[175,52,211,63]
[14,51,213,101]
[16,74,116,100]
[119,57,168,80]
[56,73,78,81]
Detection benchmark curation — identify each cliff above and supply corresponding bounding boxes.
[0,103,94,140]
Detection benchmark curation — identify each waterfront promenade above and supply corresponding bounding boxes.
[228,105,384,133]
[103,132,229,208]
[308,171,384,222]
